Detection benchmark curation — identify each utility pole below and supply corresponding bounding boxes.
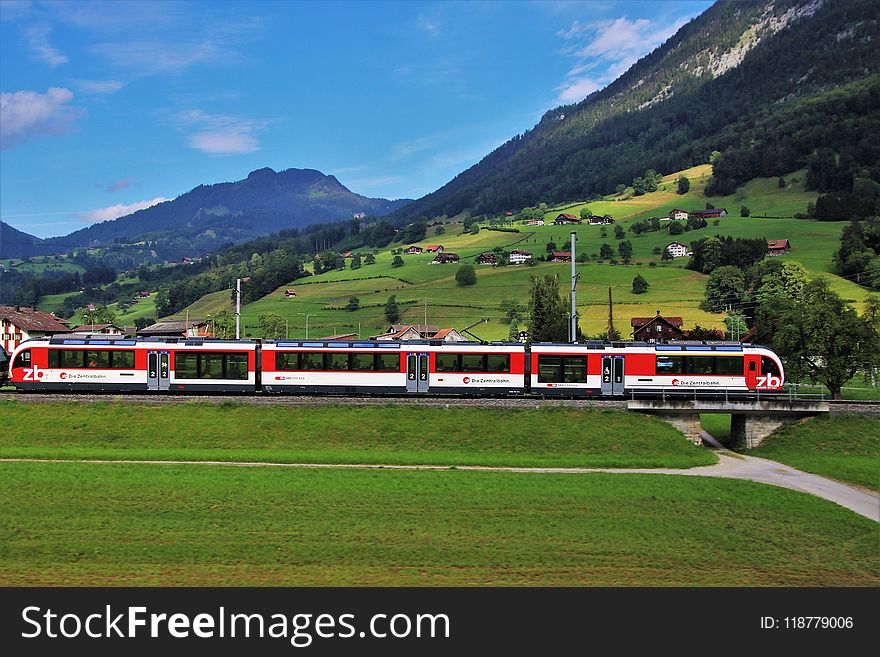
[424,298,428,328]
[570,231,578,343]
[235,278,241,339]
[607,285,615,340]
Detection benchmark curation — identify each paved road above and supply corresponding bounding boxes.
[3,449,877,522]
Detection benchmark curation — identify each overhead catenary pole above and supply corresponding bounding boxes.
[570,230,578,343]
[235,278,241,339]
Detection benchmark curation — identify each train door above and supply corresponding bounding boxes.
[745,356,758,389]
[601,356,625,395]
[406,352,429,393]
[147,351,170,391]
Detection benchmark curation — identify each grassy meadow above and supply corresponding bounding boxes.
[0,401,715,468]
[751,415,880,490]
[2,461,877,586]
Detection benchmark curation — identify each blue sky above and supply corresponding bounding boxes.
[1,0,712,239]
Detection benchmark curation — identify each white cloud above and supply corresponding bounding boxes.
[106,179,132,193]
[391,133,444,160]
[556,77,601,103]
[345,175,405,191]
[177,109,265,155]
[24,23,68,67]
[0,87,83,150]
[416,15,441,37]
[90,39,228,74]
[79,197,171,223]
[75,79,124,94]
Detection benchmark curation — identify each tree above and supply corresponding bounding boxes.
[709,150,721,163]
[703,265,745,312]
[258,313,287,339]
[668,221,684,235]
[206,310,235,339]
[661,247,673,262]
[615,184,626,196]
[527,274,568,342]
[500,299,526,325]
[700,236,724,273]
[391,255,404,268]
[676,176,690,195]
[435,225,445,235]
[740,205,750,217]
[350,253,362,269]
[77,304,116,325]
[384,295,400,324]
[632,274,649,294]
[599,243,613,259]
[345,296,360,312]
[724,312,748,340]
[455,264,477,286]
[614,225,625,240]
[778,176,786,188]
[365,253,376,265]
[755,261,809,304]
[134,317,152,331]
[758,278,880,399]
[546,242,558,253]
[632,176,646,196]
[618,240,633,264]
[579,207,594,221]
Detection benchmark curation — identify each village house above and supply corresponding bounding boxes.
[524,219,545,226]
[669,209,689,221]
[137,319,211,338]
[588,214,615,225]
[0,306,70,353]
[551,251,571,263]
[767,239,792,256]
[316,333,359,341]
[476,252,497,265]
[665,241,690,259]
[69,323,127,336]
[284,289,297,298]
[508,249,533,265]
[404,246,424,254]
[553,213,581,225]
[431,252,460,264]
[691,208,728,219]
[425,244,444,253]
[371,324,439,340]
[631,311,685,343]
[342,252,354,259]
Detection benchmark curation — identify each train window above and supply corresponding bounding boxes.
[486,354,511,373]
[375,353,399,372]
[655,356,684,374]
[112,351,135,369]
[435,353,459,372]
[761,357,780,378]
[226,354,248,380]
[276,352,299,370]
[61,350,84,368]
[13,349,31,369]
[460,353,484,372]
[86,350,111,368]
[351,353,374,371]
[200,353,225,379]
[563,358,587,383]
[537,356,562,383]
[686,357,714,375]
[300,352,325,370]
[715,357,742,376]
[175,352,199,379]
[327,352,349,371]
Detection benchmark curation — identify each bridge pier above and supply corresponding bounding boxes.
[659,414,704,445]
[730,414,802,449]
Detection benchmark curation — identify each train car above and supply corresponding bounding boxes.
[261,340,526,395]
[7,336,258,393]
[529,341,784,396]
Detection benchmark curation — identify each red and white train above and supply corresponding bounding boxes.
[6,336,785,397]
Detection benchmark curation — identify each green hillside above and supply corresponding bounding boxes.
[210,167,869,340]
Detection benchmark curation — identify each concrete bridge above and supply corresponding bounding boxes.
[627,398,830,448]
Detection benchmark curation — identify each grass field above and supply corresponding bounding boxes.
[751,416,880,491]
[2,462,877,586]
[0,402,716,468]
[1,256,85,275]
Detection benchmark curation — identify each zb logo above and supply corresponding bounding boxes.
[756,374,781,388]
[23,364,43,381]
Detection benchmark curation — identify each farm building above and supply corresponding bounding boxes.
[137,319,211,338]
[692,208,728,219]
[767,239,791,255]
[508,250,533,265]
[551,251,571,262]
[665,241,690,258]
[425,244,444,253]
[404,246,423,254]
[631,312,685,343]
[0,306,70,353]
[431,252,460,264]
[524,219,545,226]
[588,214,615,225]
[669,209,689,221]
[69,323,127,335]
[284,289,297,298]
[553,213,581,225]
[476,252,497,265]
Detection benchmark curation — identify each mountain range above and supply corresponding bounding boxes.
[1,168,410,259]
